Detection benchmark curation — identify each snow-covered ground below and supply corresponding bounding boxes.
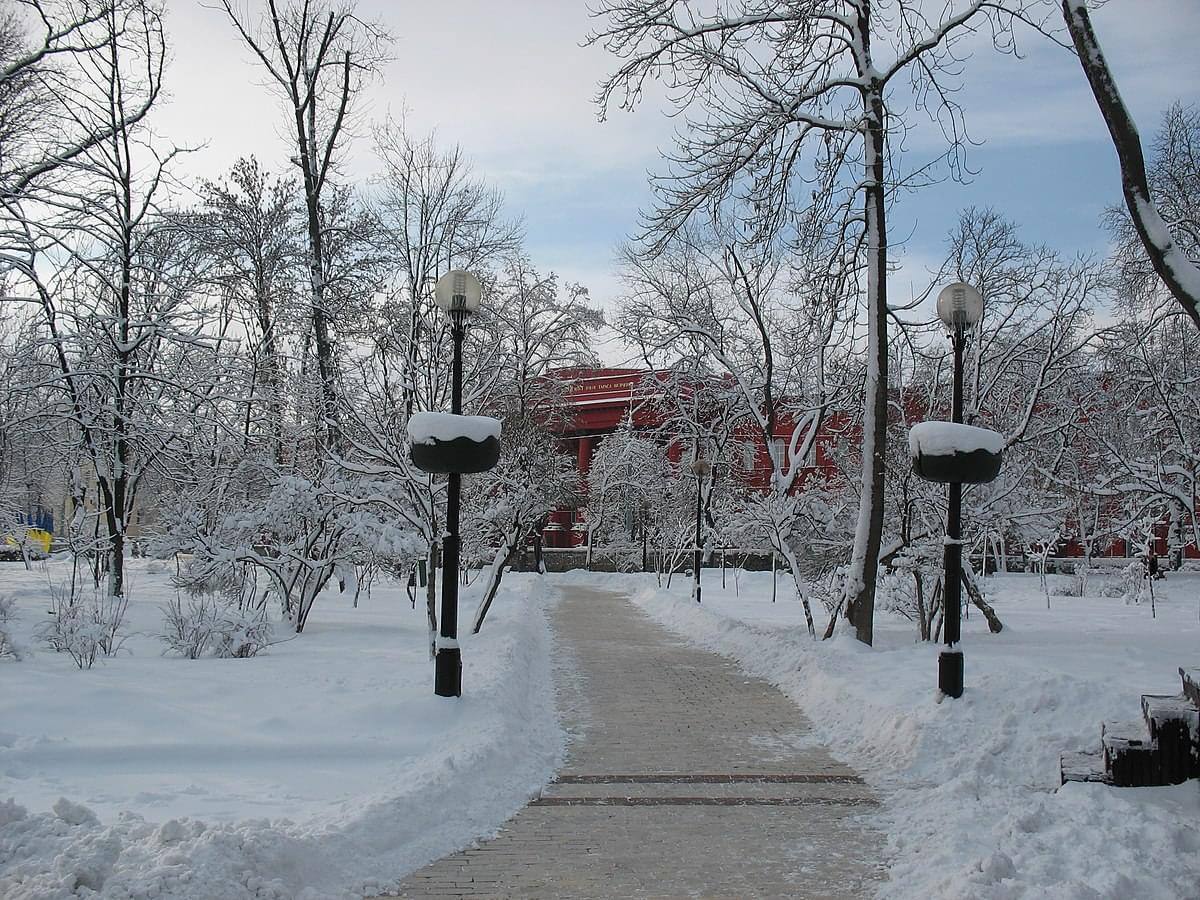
[4,557,1198,899]
[0,559,563,899]
[575,566,1200,900]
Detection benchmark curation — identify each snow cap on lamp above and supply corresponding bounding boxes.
[435,270,482,314]
[936,281,983,328]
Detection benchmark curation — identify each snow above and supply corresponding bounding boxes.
[566,568,1200,899]
[5,555,1198,898]
[407,413,501,445]
[909,420,1005,457]
[1133,194,1200,311]
[0,559,563,899]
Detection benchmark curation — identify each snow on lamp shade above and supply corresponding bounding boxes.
[434,270,482,314]
[936,282,984,328]
[909,421,1004,484]
[408,412,501,474]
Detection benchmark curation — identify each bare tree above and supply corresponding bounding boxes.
[371,122,522,419]
[618,225,846,636]
[1085,309,1199,561]
[219,0,390,456]
[1102,103,1200,316]
[192,157,302,462]
[878,209,1100,637]
[462,258,598,630]
[591,0,1048,644]
[0,0,159,201]
[0,1,229,599]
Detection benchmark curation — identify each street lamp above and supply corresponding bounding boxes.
[691,455,711,604]
[432,269,482,698]
[935,281,984,699]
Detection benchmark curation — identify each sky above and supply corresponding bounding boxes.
[154,1,1200,363]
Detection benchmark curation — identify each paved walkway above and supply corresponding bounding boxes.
[390,585,883,899]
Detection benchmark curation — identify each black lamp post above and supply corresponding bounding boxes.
[935,281,984,699]
[691,455,710,604]
[432,269,483,699]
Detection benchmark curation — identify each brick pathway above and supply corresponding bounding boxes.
[387,585,883,899]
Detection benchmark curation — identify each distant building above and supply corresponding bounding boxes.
[537,366,1200,562]
[538,367,843,548]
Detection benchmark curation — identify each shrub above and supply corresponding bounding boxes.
[0,594,20,660]
[212,601,272,658]
[37,582,128,669]
[1047,574,1083,597]
[1118,561,1148,605]
[159,593,273,659]
[159,594,218,659]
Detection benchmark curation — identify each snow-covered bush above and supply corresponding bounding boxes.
[1073,561,1093,596]
[1048,573,1083,597]
[212,601,272,658]
[159,594,218,659]
[159,593,273,659]
[173,559,260,611]
[0,594,20,660]
[37,582,129,669]
[1118,561,1148,605]
[161,466,344,633]
[877,570,917,616]
[1098,576,1128,598]
[877,549,943,641]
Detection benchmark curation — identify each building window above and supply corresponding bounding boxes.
[741,442,756,471]
[770,438,785,468]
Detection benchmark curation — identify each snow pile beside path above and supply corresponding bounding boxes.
[0,564,563,900]
[578,570,1200,900]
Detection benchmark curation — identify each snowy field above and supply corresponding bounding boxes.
[0,559,563,899]
[576,566,1200,900]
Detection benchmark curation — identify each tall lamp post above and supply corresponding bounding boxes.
[936,282,984,699]
[433,270,482,698]
[691,455,711,604]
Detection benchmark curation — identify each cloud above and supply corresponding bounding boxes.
[149,0,1198,317]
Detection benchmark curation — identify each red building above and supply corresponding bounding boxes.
[538,367,842,547]
[538,367,1199,562]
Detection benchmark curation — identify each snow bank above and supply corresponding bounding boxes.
[407,412,501,445]
[908,421,1005,456]
[0,561,563,899]
[569,570,1200,899]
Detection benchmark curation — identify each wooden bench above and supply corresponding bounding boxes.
[1061,665,1199,787]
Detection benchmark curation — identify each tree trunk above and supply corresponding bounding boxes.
[914,571,929,641]
[294,79,343,456]
[961,562,1004,633]
[472,526,520,634]
[779,542,816,638]
[426,541,439,660]
[844,68,889,646]
[1062,0,1200,330]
